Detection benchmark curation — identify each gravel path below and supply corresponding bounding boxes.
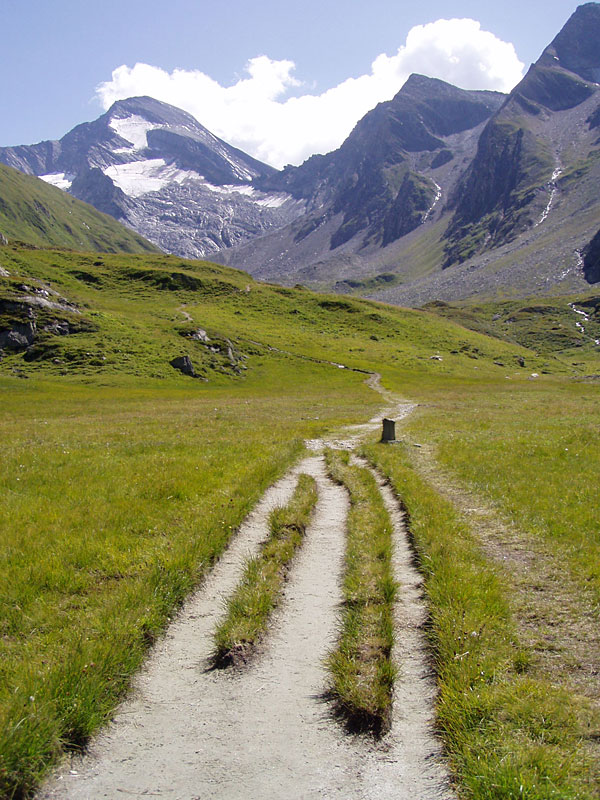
[38,386,454,800]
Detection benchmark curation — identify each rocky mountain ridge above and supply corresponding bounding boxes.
[224,74,505,281]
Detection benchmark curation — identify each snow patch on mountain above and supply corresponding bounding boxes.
[535,167,562,227]
[40,173,75,191]
[422,181,442,223]
[210,144,255,181]
[110,115,160,151]
[254,194,289,208]
[201,182,292,208]
[103,159,200,197]
[202,183,255,196]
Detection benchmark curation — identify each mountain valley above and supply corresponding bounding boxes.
[1,6,600,800]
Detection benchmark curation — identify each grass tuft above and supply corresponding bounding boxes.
[212,473,318,666]
[325,449,397,735]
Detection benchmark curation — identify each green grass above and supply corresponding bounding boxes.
[362,440,599,799]
[0,371,372,798]
[0,164,157,254]
[400,378,600,606]
[325,449,397,735]
[0,245,550,386]
[212,473,318,666]
[422,295,600,358]
[1,245,548,797]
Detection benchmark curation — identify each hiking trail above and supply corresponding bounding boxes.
[38,377,454,800]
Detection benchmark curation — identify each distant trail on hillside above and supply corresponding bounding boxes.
[38,381,453,800]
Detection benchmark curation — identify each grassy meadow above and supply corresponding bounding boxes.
[400,377,600,605]
[0,357,382,797]
[1,242,600,797]
[364,437,599,800]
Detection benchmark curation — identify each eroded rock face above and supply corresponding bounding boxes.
[444,3,600,268]
[257,74,505,252]
[0,293,93,360]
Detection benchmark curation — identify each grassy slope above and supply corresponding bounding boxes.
[1,244,599,797]
[0,245,549,383]
[422,295,600,365]
[0,164,157,254]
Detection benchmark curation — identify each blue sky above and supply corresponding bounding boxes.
[3,0,584,165]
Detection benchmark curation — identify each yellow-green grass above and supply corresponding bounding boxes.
[0,243,546,796]
[325,449,397,735]
[0,367,375,798]
[362,440,598,799]
[3,241,598,796]
[422,294,600,359]
[398,377,600,607]
[212,473,318,666]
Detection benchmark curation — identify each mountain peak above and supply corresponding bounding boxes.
[106,96,201,129]
[540,2,600,82]
[397,74,465,101]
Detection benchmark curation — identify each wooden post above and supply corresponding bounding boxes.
[381,418,396,443]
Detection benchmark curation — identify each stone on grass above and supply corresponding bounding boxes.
[170,355,196,377]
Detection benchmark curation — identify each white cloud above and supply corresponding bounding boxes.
[96,19,524,169]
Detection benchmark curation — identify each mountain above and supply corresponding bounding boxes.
[443,1,600,266]
[0,163,157,253]
[369,2,600,305]
[218,4,600,302]
[218,75,505,281]
[3,5,600,304]
[0,96,305,259]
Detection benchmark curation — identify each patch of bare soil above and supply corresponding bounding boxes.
[404,438,600,758]
[306,374,416,453]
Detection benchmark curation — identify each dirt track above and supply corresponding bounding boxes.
[39,391,454,800]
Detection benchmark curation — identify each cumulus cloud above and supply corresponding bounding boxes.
[96,18,524,169]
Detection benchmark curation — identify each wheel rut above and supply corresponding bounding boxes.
[38,380,454,800]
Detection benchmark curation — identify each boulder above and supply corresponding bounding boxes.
[170,355,196,377]
[0,321,36,351]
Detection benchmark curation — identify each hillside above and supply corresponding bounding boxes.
[0,163,158,254]
[0,243,551,382]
